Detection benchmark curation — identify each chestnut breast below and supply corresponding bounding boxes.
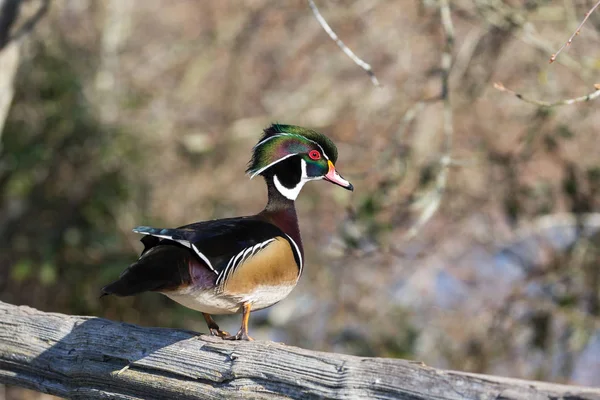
[223,236,300,296]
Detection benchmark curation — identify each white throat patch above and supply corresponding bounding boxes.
[273,159,314,200]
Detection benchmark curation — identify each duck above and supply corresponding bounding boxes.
[101,124,353,340]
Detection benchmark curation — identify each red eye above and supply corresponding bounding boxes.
[309,150,321,160]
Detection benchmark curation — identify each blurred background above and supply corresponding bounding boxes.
[1,0,600,398]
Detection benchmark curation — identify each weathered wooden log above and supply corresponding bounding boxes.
[0,301,599,399]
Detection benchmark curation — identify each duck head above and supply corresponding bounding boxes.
[247,124,354,200]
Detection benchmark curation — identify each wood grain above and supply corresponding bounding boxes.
[0,301,599,399]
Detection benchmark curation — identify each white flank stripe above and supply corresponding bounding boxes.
[217,256,236,286]
[284,233,303,275]
[231,248,246,268]
[216,238,276,287]
[134,230,218,275]
[134,231,192,249]
[191,244,217,274]
[239,246,254,265]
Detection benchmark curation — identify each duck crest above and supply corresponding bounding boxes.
[247,123,339,178]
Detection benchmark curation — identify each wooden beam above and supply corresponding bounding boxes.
[0,301,598,399]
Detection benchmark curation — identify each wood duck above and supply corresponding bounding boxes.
[101,124,353,340]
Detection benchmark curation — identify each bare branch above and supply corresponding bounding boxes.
[494,82,600,107]
[307,0,380,87]
[404,0,455,240]
[550,0,600,63]
[395,100,427,142]
[440,0,454,167]
[474,0,583,73]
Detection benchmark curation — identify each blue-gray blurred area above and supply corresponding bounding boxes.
[1,1,600,398]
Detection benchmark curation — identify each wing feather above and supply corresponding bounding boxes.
[132,218,287,277]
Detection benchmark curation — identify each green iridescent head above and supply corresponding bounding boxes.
[247,124,353,200]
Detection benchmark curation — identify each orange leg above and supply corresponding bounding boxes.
[203,313,229,338]
[224,303,254,341]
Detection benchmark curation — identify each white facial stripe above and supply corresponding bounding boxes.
[274,175,307,200]
[300,158,308,180]
[251,132,331,174]
[297,136,328,160]
[313,143,328,160]
[254,133,314,150]
[273,159,311,200]
[250,152,299,179]
[253,134,287,149]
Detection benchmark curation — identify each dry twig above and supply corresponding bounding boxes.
[473,0,583,73]
[550,0,600,63]
[494,82,600,107]
[307,0,380,87]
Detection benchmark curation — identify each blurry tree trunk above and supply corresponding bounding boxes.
[0,0,20,151]
[0,41,18,147]
[0,301,599,400]
[0,0,19,47]
[0,0,48,152]
[95,0,133,123]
